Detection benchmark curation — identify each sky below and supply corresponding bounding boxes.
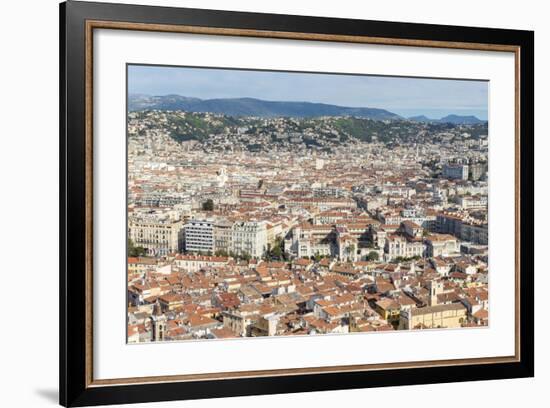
[128,64,488,120]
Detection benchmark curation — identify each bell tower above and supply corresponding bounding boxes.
[427,279,444,307]
[151,300,167,342]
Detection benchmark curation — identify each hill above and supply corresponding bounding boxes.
[128,94,401,120]
[438,114,485,124]
[408,115,433,122]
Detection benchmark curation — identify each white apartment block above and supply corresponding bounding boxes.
[457,195,488,209]
[231,221,267,259]
[297,239,332,258]
[184,219,214,253]
[186,219,268,259]
[443,163,469,180]
[384,235,425,261]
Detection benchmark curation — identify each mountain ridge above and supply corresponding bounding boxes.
[129,94,401,120]
[129,94,485,123]
[408,114,485,125]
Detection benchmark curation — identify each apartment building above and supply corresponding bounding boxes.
[425,234,459,257]
[213,219,233,254]
[184,219,214,253]
[443,163,469,180]
[128,215,184,256]
[384,234,425,261]
[232,221,267,258]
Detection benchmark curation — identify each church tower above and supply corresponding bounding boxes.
[427,279,444,307]
[216,166,228,187]
[151,300,167,342]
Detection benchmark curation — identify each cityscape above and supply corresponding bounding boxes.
[127,66,489,343]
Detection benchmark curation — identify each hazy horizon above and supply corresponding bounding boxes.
[128,65,489,120]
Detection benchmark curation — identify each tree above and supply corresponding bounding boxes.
[128,238,147,257]
[202,199,214,211]
[367,251,379,261]
[392,255,421,263]
[230,251,251,261]
[264,237,284,261]
[344,244,357,262]
[313,253,327,262]
[271,237,284,260]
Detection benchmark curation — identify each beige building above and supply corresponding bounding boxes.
[265,221,285,246]
[285,223,333,258]
[425,234,459,257]
[174,254,230,273]
[128,216,184,256]
[127,257,158,275]
[251,314,281,336]
[213,219,233,254]
[399,303,467,330]
[222,308,259,337]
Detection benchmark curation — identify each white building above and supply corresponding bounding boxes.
[425,234,459,257]
[232,221,267,258]
[384,234,425,261]
[184,219,214,253]
[457,195,488,209]
[174,254,230,273]
[216,167,228,187]
[443,163,469,180]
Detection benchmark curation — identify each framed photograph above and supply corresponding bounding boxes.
[60,1,534,406]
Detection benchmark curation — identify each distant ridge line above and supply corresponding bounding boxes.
[129,94,485,123]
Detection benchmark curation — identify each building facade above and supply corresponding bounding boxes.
[128,216,184,256]
[425,234,459,257]
[443,163,469,180]
[384,234,424,261]
[231,221,268,258]
[399,303,467,329]
[213,219,233,254]
[184,219,214,253]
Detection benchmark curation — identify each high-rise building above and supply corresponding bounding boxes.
[184,219,214,253]
[442,163,469,180]
[469,163,486,181]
